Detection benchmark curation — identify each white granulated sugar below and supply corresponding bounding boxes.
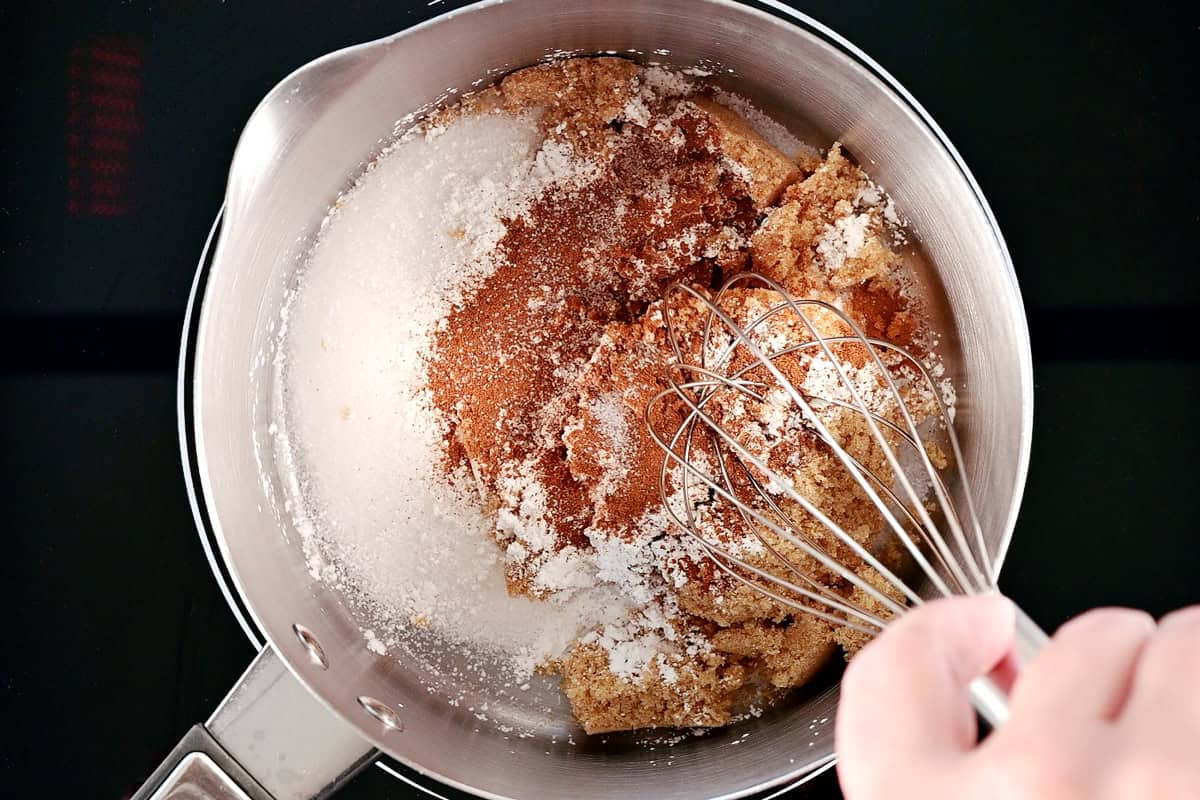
[816,213,872,272]
[271,76,746,697]
[364,629,387,655]
[274,110,623,683]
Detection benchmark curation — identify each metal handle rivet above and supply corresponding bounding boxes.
[291,623,329,670]
[357,696,404,731]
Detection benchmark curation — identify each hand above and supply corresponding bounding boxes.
[835,595,1200,799]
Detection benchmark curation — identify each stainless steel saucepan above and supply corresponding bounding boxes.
[137,1,1033,798]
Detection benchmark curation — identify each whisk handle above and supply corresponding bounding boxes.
[967,605,1049,728]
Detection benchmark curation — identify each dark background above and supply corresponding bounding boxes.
[1,1,1197,798]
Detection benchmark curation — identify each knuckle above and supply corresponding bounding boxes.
[846,616,934,677]
[988,735,1091,800]
[842,641,890,688]
[1107,750,1192,799]
[886,613,944,657]
[1141,618,1200,679]
[1010,762,1088,800]
[1158,605,1200,630]
[835,761,891,800]
[1056,607,1154,640]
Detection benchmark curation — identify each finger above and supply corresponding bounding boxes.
[1123,605,1200,723]
[985,649,1021,696]
[1007,607,1155,722]
[837,594,1014,777]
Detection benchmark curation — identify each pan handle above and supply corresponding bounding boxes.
[132,646,377,800]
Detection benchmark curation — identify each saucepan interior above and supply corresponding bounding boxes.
[191,0,1030,797]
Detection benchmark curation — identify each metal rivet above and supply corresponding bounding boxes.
[292,623,328,670]
[357,696,404,731]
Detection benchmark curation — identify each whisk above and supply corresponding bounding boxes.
[644,271,1047,726]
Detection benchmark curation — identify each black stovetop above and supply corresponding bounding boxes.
[2,2,1197,798]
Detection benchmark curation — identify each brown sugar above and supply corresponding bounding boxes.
[710,614,837,688]
[689,94,801,208]
[497,57,640,153]
[750,144,922,345]
[421,58,940,734]
[559,643,748,734]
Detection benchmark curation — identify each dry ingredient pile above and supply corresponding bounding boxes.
[277,56,952,737]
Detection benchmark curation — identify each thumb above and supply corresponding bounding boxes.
[836,594,1015,794]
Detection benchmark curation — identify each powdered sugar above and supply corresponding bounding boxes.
[641,65,697,98]
[587,392,633,501]
[854,180,904,236]
[581,623,666,681]
[801,356,890,412]
[816,213,872,272]
[496,465,558,553]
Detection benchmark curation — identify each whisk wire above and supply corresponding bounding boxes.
[650,273,999,630]
[794,334,995,591]
[648,375,913,617]
[743,276,990,595]
[663,409,883,633]
[712,419,906,623]
[685,338,975,595]
[660,280,949,600]
[721,272,991,592]
[648,272,1048,728]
